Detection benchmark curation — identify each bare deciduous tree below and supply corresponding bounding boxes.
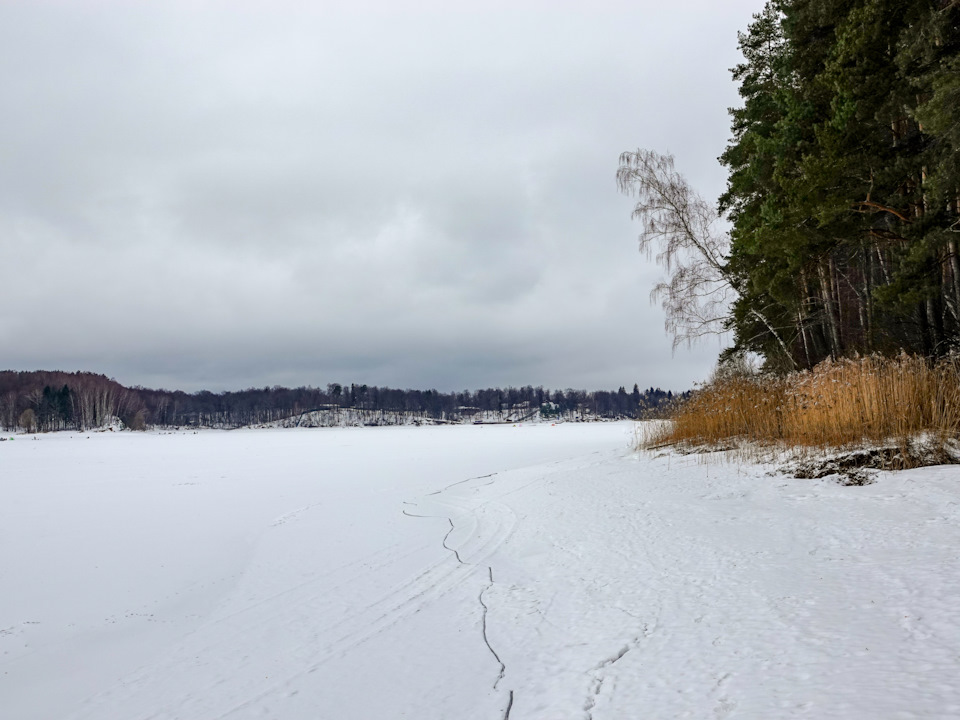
[617,149,733,348]
[19,408,36,433]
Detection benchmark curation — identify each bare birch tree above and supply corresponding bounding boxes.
[617,149,734,348]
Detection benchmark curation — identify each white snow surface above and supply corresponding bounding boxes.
[2,422,960,719]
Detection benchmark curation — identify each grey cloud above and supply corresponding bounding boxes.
[1,1,763,393]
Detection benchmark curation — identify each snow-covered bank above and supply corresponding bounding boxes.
[2,424,959,718]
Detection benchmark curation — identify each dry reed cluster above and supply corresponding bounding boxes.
[647,354,960,452]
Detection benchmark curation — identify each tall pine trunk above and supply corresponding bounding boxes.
[818,259,842,358]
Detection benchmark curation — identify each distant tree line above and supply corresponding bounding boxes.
[0,371,145,433]
[0,371,683,432]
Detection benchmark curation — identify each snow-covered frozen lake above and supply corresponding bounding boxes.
[3,422,960,718]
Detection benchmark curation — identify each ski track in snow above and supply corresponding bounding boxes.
[205,471,527,720]
[3,423,960,718]
[402,470,519,717]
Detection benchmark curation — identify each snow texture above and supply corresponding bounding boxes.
[2,422,960,718]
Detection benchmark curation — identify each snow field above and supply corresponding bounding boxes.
[2,422,960,718]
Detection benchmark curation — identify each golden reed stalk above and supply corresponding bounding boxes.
[646,354,960,454]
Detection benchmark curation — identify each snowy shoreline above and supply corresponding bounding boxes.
[3,422,960,718]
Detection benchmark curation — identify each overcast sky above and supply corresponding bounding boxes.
[1,0,765,393]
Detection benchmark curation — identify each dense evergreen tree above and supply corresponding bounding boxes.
[718,0,960,367]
